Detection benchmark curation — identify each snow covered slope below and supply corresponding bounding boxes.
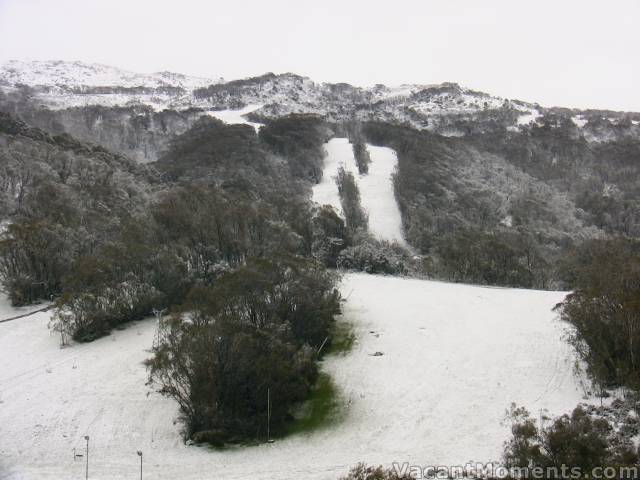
[312,138,406,244]
[0,60,217,90]
[0,275,592,480]
[0,60,221,111]
[312,138,356,215]
[205,103,264,131]
[357,145,405,244]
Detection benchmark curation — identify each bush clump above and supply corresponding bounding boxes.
[146,256,341,444]
[340,463,412,480]
[504,404,638,476]
[555,237,640,390]
[337,237,411,275]
[352,142,371,175]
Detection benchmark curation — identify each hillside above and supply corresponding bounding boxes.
[0,60,609,163]
[2,59,640,289]
[0,274,591,480]
[1,59,639,479]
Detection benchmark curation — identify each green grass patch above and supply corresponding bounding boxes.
[284,372,344,436]
[203,372,344,447]
[211,318,356,445]
[279,317,355,438]
[325,318,356,356]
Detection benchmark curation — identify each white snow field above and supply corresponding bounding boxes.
[206,104,263,131]
[0,274,591,480]
[312,138,406,244]
[359,146,405,244]
[311,138,356,215]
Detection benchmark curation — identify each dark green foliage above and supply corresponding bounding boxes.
[50,183,314,342]
[311,205,347,268]
[503,404,638,476]
[361,121,611,288]
[0,112,346,445]
[201,256,341,347]
[352,142,371,175]
[0,116,152,308]
[337,237,411,275]
[0,112,345,444]
[556,238,640,389]
[193,73,279,100]
[435,228,549,288]
[0,221,70,305]
[152,185,305,271]
[259,114,331,182]
[0,112,322,342]
[469,122,640,237]
[363,121,493,249]
[154,116,268,182]
[146,256,341,444]
[340,463,412,480]
[335,167,368,236]
[285,373,342,436]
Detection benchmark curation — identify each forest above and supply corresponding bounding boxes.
[2,98,640,451]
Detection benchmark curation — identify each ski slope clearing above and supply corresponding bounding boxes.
[0,274,591,480]
[312,138,406,244]
[311,138,355,215]
[206,104,263,131]
[358,146,405,244]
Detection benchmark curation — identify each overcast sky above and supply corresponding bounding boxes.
[0,0,638,111]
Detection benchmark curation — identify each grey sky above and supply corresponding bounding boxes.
[0,0,638,111]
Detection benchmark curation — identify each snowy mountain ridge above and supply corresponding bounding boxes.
[0,59,221,90]
[0,60,223,111]
[0,60,542,133]
[3,59,639,164]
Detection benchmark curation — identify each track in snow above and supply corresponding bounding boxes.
[0,275,592,480]
[312,138,406,245]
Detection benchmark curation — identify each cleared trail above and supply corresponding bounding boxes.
[312,138,406,245]
[206,104,263,131]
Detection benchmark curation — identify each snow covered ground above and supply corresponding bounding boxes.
[311,138,356,215]
[358,146,405,244]
[572,116,588,128]
[0,274,591,480]
[517,109,541,126]
[0,60,222,112]
[312,138,406,244]
[0,60,218,90]
[206,104,264,131]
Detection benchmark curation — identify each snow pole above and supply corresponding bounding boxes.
[267,387,271,442]
[84,435,89,480]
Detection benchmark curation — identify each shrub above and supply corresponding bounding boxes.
[340,463,412,480]
[555,238,640,389]
[259,114,330,182]
[311,205,347,267]
[337,237,411,275]
[435,228,547,288]
[146,256,341,444]
[335,167,368,235]
[352,142,371,175]
[503,404,638,476]
[53,277,162,342]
